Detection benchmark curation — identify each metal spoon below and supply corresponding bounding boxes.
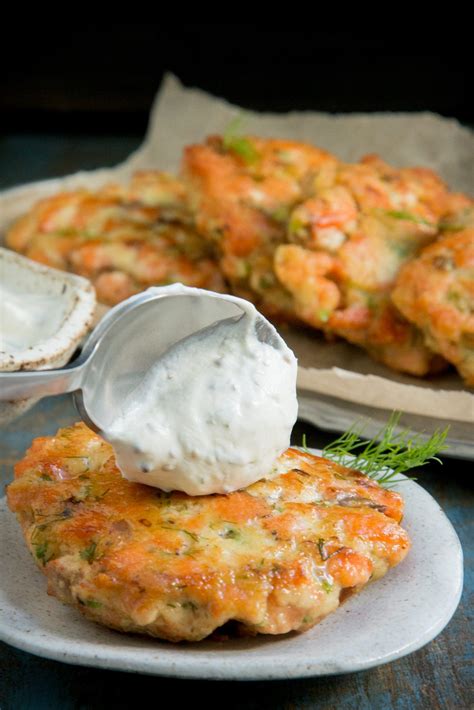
[0,286,280,434]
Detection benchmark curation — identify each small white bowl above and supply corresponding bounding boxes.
[0,248,96,424]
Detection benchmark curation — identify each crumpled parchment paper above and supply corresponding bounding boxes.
[1,74,473,423]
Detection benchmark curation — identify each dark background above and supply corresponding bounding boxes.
[1,25,471,135]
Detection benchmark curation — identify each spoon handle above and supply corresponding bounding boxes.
[0,364,84,401]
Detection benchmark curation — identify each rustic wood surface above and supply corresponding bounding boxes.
[0,137,472,710]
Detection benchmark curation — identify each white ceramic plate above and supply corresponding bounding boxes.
[298,393,474,461]
[0,456,463,680]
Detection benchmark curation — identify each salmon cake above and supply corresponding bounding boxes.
[183,139,453,375]
[7,423,410,642]
[182,134,337,321]
[392,202,474,386]
[277,155,454,375]
[6,171,224,306]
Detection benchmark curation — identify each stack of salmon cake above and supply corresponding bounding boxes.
[182,135,473,382]
[7,135,473,384]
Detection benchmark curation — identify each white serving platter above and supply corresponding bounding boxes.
[0,453,463,680]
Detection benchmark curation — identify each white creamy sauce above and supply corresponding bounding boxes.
[107,288,298,496]
[0,283,67,354]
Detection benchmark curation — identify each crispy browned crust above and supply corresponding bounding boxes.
[6,171,224,306]
[182,139,458,376]
[7,424,410,642]
[392,204,474,386]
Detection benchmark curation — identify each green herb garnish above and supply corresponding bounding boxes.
[80,542,98,563]
[34,542,51,566]
[223,116,259,164]
[225,137,259,164]
[389,242,415,259]
[288,215,306,236]
[235,259,251,279]
[381,210,433,227]
[258,273,275,290]
[321,579,333,594]
[440,222,464,233]
[270,206,290,223]
[224,528,241,540]
[447,289,470,312]
[84,599,102,609]
[317,309,331,322]
[155,490,172,506]
[323,412,448,487]
[439,208,472,233]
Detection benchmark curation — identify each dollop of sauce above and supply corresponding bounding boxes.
[107,289,298,495]
[0,283,68,354]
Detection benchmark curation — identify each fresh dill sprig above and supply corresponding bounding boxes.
[301,433,309,452]
[322,412,449,487]
[223,114,246,141]
[80,542,98,564]
[223,115,259,164]
[380,209,434,227]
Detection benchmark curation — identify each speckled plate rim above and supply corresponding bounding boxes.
[0,247,96,372]
[0,454,463,681]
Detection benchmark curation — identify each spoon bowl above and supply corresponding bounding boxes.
[0,286,279,434]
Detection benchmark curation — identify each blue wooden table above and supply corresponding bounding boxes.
[0,136,472,709]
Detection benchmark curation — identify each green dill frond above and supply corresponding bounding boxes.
[223,115,259,164]
[317,308,331,322]
[80,542,98,563]
[321,579,333,593]
[224,527,241,540]
[323,412,449,487]
[34,541,51,565]
[84,599,102,609]
[381,209,434,227]
[223,114,246,141]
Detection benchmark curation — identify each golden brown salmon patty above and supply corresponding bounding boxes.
[182,135,337,321]
[6,171,224,306]
[183,140,454,375]
[392,204,474,386]
[7,424,410,642]
[276,155,455,375]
